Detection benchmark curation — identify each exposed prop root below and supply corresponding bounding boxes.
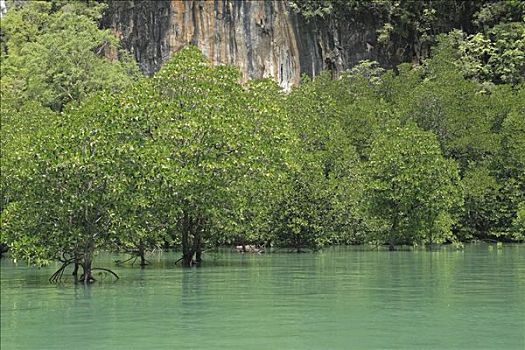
[51,261,119,284]
[49,259,75,283]
[114,256,136,266]
[115,255,150,267]
[91,268,119,280]
[174,257,184,265]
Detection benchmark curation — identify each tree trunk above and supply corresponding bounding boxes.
[72,262,79,279]
[139,244,147,267]
[193,221,202,265]
[195,243,202,265]
[182,251,194,267]
[82,239,96,283]
[180,211,205,267]
[82,256,94,284]
[181,212,194,267]
[0,243,9,256]
[390,210,398,251]
[388,240,396,251]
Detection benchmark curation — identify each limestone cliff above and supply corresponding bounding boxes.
[103,0,386,89]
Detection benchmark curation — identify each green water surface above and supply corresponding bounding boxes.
[1,245,524,349]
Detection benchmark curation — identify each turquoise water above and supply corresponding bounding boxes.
[1,245,524,349]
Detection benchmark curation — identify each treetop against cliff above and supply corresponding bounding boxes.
[2,0,523,88]
[290,0,524,80]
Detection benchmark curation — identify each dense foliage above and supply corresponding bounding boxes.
[1,1,523,282]
[0,0,139,111]
[366,123,462,248]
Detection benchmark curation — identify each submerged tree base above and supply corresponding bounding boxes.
[49,263,119,284]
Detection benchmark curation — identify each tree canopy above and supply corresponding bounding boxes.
[1,0,523,283]
[0,0,139,110]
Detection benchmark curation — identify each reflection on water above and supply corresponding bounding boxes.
[1,245,524,349]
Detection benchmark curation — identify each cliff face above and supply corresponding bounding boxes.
[103,0,385,89]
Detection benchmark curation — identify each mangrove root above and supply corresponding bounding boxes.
[49,259,76,283]
[114,256,136,266]
[91,267,119,280]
